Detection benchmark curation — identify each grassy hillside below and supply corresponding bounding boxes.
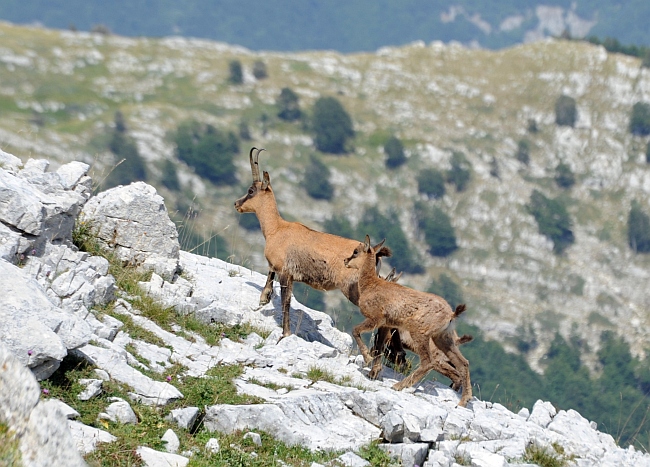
[1,22,650,376]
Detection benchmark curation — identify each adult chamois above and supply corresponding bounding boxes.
[234,148,396,339]
[344,235,472,407]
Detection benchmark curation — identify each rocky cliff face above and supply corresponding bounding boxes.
[1,154,649,465]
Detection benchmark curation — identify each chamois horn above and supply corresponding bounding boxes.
[249,147,265,182]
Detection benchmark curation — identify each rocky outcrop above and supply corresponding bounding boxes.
[1,154,649,466]
[80,181,180,280]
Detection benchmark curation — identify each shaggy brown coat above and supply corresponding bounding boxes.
[345,235,473,407]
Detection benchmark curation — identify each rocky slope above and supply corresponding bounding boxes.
[0,22,649,371]
[2,154,650,465]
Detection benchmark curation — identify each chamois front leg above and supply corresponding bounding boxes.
[278,274,293,340]
[352,318,380,366]
[259,271,275,305]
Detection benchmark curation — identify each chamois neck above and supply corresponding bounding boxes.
[358,251,379,289]
[255,190,283,238]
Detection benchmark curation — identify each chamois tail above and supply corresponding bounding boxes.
[457,334,473,345]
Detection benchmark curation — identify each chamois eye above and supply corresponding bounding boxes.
[248,188,254,195]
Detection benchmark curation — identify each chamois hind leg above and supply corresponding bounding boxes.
[352,318,381,366]
[278,274,293,339]
[370,327,407,379]
[432,332,472,407]
[260,271,275,305]
[428,340,463,390]
[392,335,436,391]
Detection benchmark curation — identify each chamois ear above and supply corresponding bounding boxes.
[261,171,271,190]
[363,234,372,252]
[373,238,386,252]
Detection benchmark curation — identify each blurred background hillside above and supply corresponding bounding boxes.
[0,1,649,449]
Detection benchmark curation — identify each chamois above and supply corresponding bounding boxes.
[345,235,472,407]
[234,148,396,339]
[369,264,473,392]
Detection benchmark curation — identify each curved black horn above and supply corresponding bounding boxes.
[253,148,265,182]
[249,147,260,182]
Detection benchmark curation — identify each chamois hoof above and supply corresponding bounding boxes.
[368,368,381,380]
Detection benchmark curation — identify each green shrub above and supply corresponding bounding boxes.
[312,96,354,154]
[527,118,539,133]
[630,102,650,136]
[415,201,458,257]
[384,135,406,169]
[173,120,239,185]
[303,155,334,200]
[276,87,301,121]
[417,168,446,199]
[228,59,243,84]
[555,95,577,127]
[646,141,650,163]
[427,273,463,309]
[527,190,574,254]
[628,200,650,253]
[446,151,471,192]
[555,162,575,189]
[516,139,531,164]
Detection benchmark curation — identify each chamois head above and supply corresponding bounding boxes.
[344,235,385,270]
[234,147,272,213]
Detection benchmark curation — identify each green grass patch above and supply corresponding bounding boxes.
[0,421,22,467]
[521,442,574,467]
[357,440,396,467]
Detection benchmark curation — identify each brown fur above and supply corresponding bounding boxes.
[234,148,395,339]
[345,235,473,407]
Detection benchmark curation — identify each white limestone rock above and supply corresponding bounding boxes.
[162,428,180,453]
[80,182,180,280]
[99,397,137,424]
[166,407,200,430]
[77,378,103,400]
[136,446,189,467]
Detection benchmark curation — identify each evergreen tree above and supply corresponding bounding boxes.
[555,162,575,189]
[417,168,446,199]
[384,135,406,169]
[415,201,458,257]
[312,96,354,154]
[630,102,650,136]
[173,121,239,185]
[228,60,243,84]
[555,94,578,127]
[646,141,650,164]
[527,190,574,254]
[276,87,301,121]
[252,60,267,79]
[303,155,334,200]
[446,151,471,192]
[628,200,650,253]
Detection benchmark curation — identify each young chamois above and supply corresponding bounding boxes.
[234,148,396,339]
[345,235,473,407]
[369,262,473,392]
